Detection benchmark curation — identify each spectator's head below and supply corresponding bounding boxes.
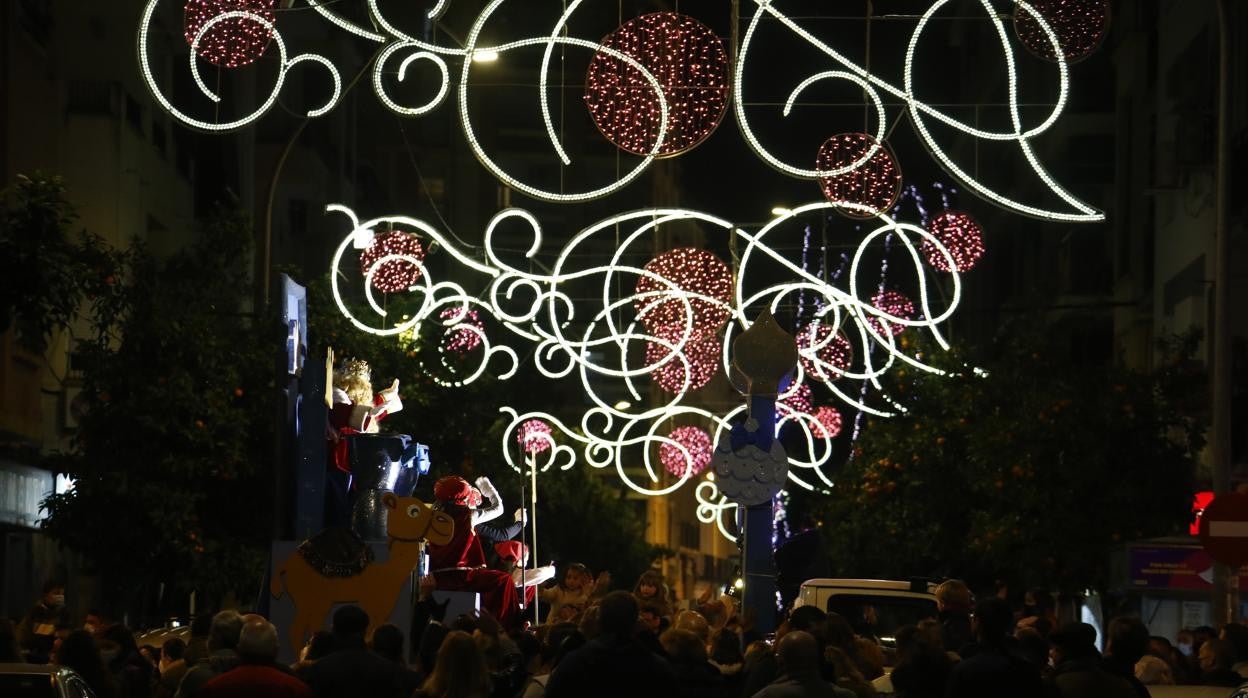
[854,637,886,680]
[1049,622,1098,665]
[331,605,369,639]
[41,579,65,607]
[710,628,744,665]
[822,611,854,652]
[577,604,600,640]
[1135,655,1175,685]
[936,579,972,614]
[420,631,490,698]
[538,623,579,668]
[371,623,405,664]
[236,619,279,663]
[561,563,591,591]
[786,605,829,641]
[775,630,821,680]
[189,611,215,639]
[638,603,663,633]
[673,610,710,646]
[56,630,105,677]
[1023,588,1053,617]
[971,597,1014,645]
[1220,623,1248,665]
[634,570,666,601]
[416,624,448,674]
[207,611,244,652]
[97,623,138,664]
[82,610,104,634]
[160,637,185,669]
[1106,616,1149,664]
[303,630,334,662]
[1148,635,1174,659]
[661,628,707,664]
[598,591,638,638]
[1200,638,1235,673]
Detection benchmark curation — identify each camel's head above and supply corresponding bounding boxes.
[382,493,455,545]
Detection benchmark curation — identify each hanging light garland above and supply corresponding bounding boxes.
[183,0,276,68]
[923,211,985,272]
[660,426,714,477]
[516,419,553,455]
[816,132,903,219]
[778,382,813,416]
[1013,0,1111,63]
[812,405,844,439]
[646,333,720,394]
[358,231,426,294]
[634,247,733,339]
[797,322,853,381]
[585,12,730,157]
[869,290,916,337]
[439,307,484,354]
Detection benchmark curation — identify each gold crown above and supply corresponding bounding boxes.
[337,358,371,380]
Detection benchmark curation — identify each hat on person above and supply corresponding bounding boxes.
[433,476,481,507]
[495,540,528,565]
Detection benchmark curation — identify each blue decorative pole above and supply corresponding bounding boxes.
[713,310,798,635]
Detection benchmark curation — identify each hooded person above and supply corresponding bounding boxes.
[426,474,522,627]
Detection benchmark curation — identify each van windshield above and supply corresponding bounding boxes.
[825,594,939,646]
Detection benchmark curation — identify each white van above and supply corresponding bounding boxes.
[795,578,940,647]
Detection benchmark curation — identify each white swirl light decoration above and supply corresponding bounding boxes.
[328,200,964,511]
[142,1,1105,215]
[735,0,1103,222]
[139,2,342,132]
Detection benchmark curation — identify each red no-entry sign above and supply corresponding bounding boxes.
[1199,493,1248,567]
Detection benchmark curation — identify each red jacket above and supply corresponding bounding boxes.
[199,663,312,698]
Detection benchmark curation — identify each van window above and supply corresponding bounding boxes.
[825,594,939,645]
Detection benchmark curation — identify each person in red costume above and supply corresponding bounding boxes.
[427,475,521,628]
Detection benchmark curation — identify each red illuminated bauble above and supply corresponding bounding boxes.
[439,307,484,354]
[359,231,426,294]
[816,133,902,219]
[183,0,276,69]
[516,419,553,455]
[660,426,714,477]
[779,382,813,415]
[797,322,853,381]
[812,406,843,439]
[634,248,733,339]
[1013,0,1110,63]
[646,332,720,394]
[868,290,915,337]
[923,211,986,272]
[585,12,730,157]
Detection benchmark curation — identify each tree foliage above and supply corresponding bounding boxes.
[42,201,281,613]
[811,325,1205,593]
[0,174,121,352]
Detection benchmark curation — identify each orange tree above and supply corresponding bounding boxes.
[807,324,1205,593]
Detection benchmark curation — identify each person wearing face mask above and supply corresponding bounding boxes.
[17,579,70,663]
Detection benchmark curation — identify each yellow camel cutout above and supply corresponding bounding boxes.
[271,492,454,652]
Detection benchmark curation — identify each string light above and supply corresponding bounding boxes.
[584,12,730,157]
[634,248,733,339]
[646,333,720,394]
[812,406,843,438]
[183,0,275,68]
[779,382,813,415]
[439,307,485,354]
[797,322,853,381]
[923,211,985,272]
[869,290,916,337]
[517,419,553,455]
[817,133,902,219]
[358,231,425,294]
[1013,0,1110,63]
[660,426,714,477]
